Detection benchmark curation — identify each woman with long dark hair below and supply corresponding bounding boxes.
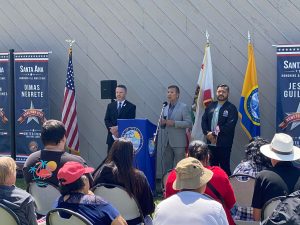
[93,138,155,225]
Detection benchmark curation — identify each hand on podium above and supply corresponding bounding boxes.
[110,126,119,137]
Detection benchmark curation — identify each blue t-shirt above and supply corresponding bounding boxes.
[57,193,119,225]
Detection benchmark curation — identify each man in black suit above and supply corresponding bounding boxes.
[104,84,136,152]
[201,84,238,176]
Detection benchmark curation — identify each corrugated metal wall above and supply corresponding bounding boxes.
[1,0,299,176]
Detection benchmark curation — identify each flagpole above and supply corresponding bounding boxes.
[248,31,251,44]
[206,30,210,45]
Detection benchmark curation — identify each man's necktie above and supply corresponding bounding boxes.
[168,104,174,119]
[117,102,122,115]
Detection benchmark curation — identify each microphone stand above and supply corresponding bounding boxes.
[153,103,167,144]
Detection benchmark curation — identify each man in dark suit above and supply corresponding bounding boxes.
[104,84,136,152]
[201,84,238,176]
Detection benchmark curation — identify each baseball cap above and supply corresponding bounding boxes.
[57,161,94,185]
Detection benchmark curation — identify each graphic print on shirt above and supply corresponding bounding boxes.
[28,159,57,186]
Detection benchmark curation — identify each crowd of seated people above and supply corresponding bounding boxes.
[0,118,299,225]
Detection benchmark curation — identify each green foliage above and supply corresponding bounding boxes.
[16,178,26,190]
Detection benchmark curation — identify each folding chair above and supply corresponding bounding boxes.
[46,208,92,225]
[0,203,21,225]
[229,174,256,207]
[261,196,284,221]
[92,183,144,223]
[27,182,61,216]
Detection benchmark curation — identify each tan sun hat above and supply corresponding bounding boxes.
[260,133,300,161]
[172,157,213,190]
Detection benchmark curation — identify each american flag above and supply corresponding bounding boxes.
[61,48,80,153]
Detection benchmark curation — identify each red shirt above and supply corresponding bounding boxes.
[165,166,236,225]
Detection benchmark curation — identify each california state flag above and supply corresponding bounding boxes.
[191,43,214,141]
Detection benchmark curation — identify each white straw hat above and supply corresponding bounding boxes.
[260,133,300,161]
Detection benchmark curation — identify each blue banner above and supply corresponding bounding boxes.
[14,52,49,163]
[276,45,300,147]
[0,53,10,157]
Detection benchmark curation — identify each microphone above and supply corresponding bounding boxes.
[153,102,168,144]
[162,102,168,119]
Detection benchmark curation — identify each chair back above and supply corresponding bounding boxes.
[261,196,284,221]
[92,183,144,222]
[0,203,21,225]
[229,174,256,207]
[27,182,61,215]
[46,208,92,225]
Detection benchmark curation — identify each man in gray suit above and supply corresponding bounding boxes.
[161,85,192,173]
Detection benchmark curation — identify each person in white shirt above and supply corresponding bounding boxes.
[153,157,229,225]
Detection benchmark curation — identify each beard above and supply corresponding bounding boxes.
[217,95,228,101]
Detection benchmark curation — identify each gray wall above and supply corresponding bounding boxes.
[1,0,299,176]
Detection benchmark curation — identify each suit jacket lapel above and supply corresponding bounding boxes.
[112,101,118,115]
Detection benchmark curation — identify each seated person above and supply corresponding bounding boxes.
[0,156,38,225]
[252,133,300,221]
[23,119,92,187]
[93,138,155,225]
[233,137,271,179]
[164,140,235,225]
[232,137,271,221]
[57,161,127,225]
[154,157,228,225]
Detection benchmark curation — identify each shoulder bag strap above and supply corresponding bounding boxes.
[206,182,225,206]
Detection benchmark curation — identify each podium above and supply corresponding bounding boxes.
[118,119,157,191]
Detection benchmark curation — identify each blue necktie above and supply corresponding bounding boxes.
[117,102,122,115]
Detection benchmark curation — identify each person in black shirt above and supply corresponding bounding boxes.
[251,133,300,221]
[201,84,238,176]
[23,119,91,187]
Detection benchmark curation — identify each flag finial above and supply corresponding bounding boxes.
[206,30,209,44]
[248,31,251,44]
[65,39,76,48]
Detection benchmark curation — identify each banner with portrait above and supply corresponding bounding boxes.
[14,52,49,163]
[0,53,10,157]
[276,45,300,146]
